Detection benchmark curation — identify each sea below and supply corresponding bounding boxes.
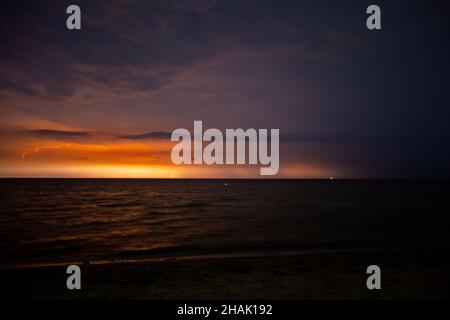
[1,179,449,268]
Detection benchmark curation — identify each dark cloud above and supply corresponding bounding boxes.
[22,128,172,142]
[118,131,171,140]
[27,129,91,139]
[0,79,40,97]
[0,0,377,99]
[0,0,235,98]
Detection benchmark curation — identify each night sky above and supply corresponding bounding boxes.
[1,0,449,178]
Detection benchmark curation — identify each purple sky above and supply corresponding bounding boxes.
[1,0,450,178]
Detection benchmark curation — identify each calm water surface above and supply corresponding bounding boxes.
[0,179,449,268]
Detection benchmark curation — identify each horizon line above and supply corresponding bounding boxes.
[0,177,448,181]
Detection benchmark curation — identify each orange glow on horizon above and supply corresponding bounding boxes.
[0,133,340,179]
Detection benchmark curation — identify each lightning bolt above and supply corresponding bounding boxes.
[21,144,70,159]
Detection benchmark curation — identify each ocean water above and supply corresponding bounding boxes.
[0,179,449,268]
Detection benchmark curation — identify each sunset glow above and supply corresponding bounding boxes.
[2,1,449,179]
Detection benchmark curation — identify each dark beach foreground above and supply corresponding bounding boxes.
[3,247,450,299]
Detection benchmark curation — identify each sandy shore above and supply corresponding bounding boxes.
[2,247,450,299]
